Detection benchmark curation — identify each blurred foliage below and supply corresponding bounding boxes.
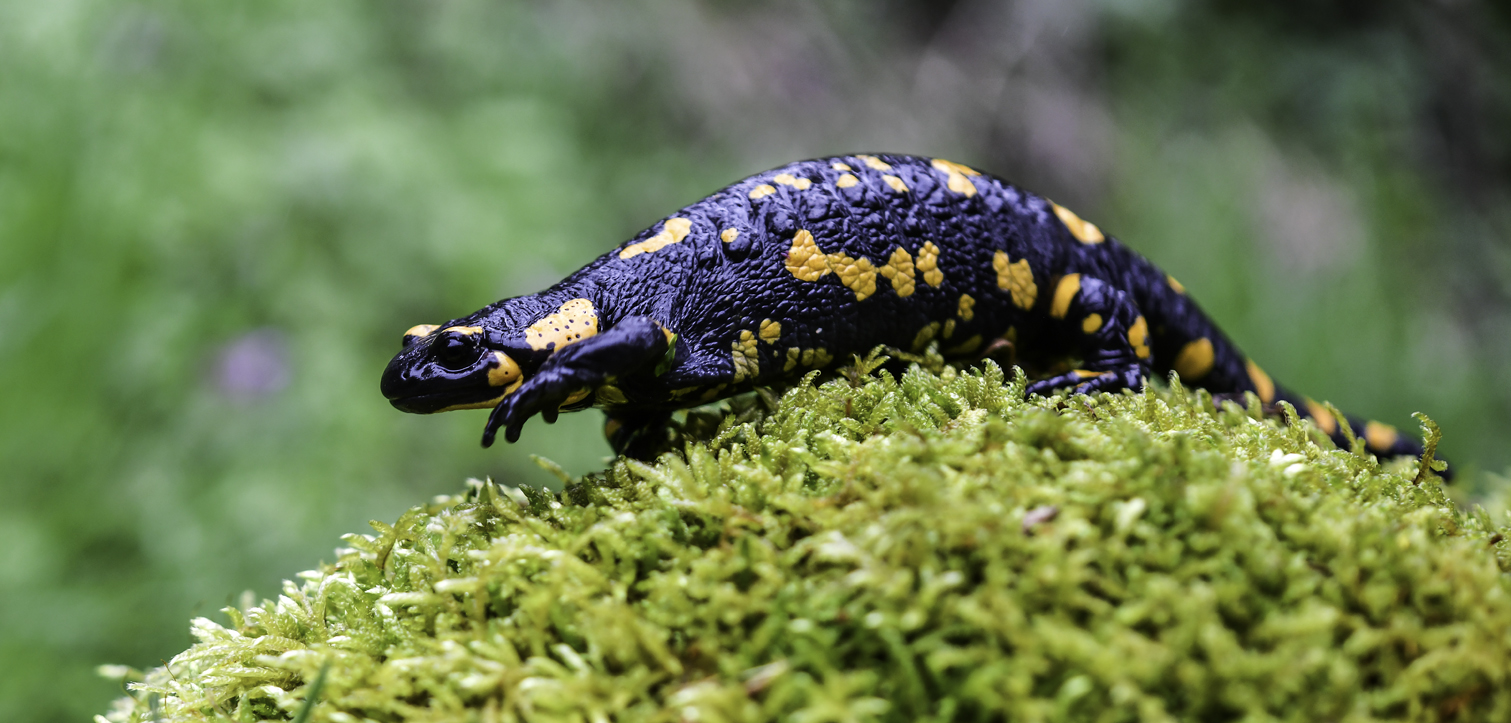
[2,0,1509,719]
[101,361,1506,722]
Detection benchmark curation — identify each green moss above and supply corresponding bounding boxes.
[99,356,1511,722]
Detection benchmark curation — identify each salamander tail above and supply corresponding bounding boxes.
[1267,384,1451,480]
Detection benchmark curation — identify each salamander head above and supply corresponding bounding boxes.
[380,296,601,415]
[380,322,535,414]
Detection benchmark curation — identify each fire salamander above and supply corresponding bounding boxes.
[381,153,1433,466]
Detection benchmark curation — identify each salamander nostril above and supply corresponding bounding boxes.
[434,334,478,371]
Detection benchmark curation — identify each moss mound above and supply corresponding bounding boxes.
[99,358,1511,722]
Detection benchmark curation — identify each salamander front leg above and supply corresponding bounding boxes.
[482,317,671,447]
[1025,274,1153,397]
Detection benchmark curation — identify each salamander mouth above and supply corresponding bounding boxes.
[387,388,504,414]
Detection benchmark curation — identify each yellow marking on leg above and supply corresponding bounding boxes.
[1173,338,1215,380]
[931,158,980,197]
[1128,316,1150,359]
[944,335,982,356]
[1081,314,1103,334]
[857,155,891,171]
[785,229,832,282]
[828,253,878,300]
[835,173,859,188]
[620,217,693,259]
[720,228,740,244]
[442,325,484,336]
[594,385,628,406]
[670,386,699,399]
[992,251,1037,309]
[957,294,975,321]
[882,175,908,193]
[831,162,852,171]
[1245,359,1275,403]
[731,330,760,382]
[759,319,782,344]
[774,173,813,190]
[811,348,832,367]
[784,347,801,371]
[603,417,623,437]
[1050,202,1105,244]
[801,348,814,366]
[404,324,439,340]
[912,321,942,351]
[1073,369,1109,379]
[1304,398,1338,436]
[1365,421,1400,452]
[487,351,522,388]
[559,389,592,408]
[1167,275,1186,294]
[942,319,956,339]
[748,184,777,200]
[878,247,916,297]
[1049,274,1082,319]
[700,384,726,402]
[917,242,944,286]
[525,299,599,352]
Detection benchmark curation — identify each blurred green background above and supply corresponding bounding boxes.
[3,1,1509,719]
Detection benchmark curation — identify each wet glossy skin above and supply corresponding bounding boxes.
[380,154,1430,464]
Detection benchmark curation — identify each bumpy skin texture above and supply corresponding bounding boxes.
[380,154,1428,464]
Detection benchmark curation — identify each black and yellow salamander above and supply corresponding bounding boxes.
[380,153,1434,467]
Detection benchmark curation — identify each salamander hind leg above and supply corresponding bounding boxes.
[1025,274,1153,398]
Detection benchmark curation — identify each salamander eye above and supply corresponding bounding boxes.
[433,334,479,371]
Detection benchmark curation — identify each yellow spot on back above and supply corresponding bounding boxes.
[917,242,944,286]
[487,351,521,388]
[1081,314,1103,334]
[442,325,484,336]
[784,346,801,371]
[1050,274,1082,319]
[1128,316,1151,359]
[774,173,813,190]
[912,321,942,351]
[931,158,980,197]
[404,324,439,339]
[1167,275,1186,294]
[525,299,599,352]
[732,330,760,382]
[749,184,777,200]
[1051,202,1105,243]
[1245,359,1275,403]
[759,319,782,344]
[1365,421,1400,452]
[882,175,908,193]
[1173,338,1215,380]
[620,217,693,259]
[957,294,975,321]
[835,173,859,188]
[878,247,916,297]
[992,251,1037,309]
[720,228,740,244]
[831,162,852,171]
[944,335,982,356]
[858,155,891,171]
[785,229,832,282]
[1304,398,1338,436]
[828,252,878,300]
